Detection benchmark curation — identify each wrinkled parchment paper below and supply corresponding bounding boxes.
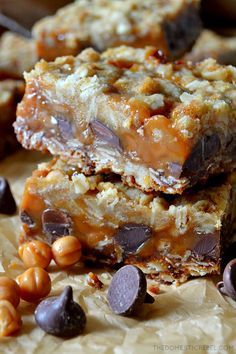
[0,151,236,354]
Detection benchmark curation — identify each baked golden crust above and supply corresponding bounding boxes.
[19,158,236,284]
[0,32,37,79]
[33,0,201,61]
[15,46,236,194]
[0,80,24,159]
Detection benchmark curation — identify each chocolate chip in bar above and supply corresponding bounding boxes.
[56,117,73,140]
[114,223,152,255]
[217,259,236,301]
[89,120,123,153]
[107,265,154,316]
[20,210,35,227]
[42,209,72,243]
[192,233,219,259]
[182,134,221,181]
[35,286,86,337]
[163,4,201,58]
[0,177,16,215]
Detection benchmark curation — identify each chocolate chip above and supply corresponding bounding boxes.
[163,4,201,58]
[56,117,73,140]
[114,223,152,255]
[182,134,221,181]
[35,286,86,337]
[42,209,72,243]
[193,233,219,259]
[217,259,236,301]
[0,177,16,215]
[20,211,35,227]
[107,265,154,316]
[89,120,123,152]
[168,162,182,179]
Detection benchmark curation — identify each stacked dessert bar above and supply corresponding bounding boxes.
[0,31,37,159]
[15,0,236,284]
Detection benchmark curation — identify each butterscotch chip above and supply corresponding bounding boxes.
[0,300,22,337]
[52,236,82,267]
[0,277,20,308]
[18,240,52,269]
[16,267,51,302]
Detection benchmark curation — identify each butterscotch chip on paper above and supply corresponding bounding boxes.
[33,0,201,61]
[19,158,236,284]
[15,46,236,194]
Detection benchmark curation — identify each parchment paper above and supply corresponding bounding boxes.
[0,151,236,354]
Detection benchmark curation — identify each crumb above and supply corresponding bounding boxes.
[86,272,104,289]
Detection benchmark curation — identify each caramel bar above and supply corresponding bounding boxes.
[185,30,236,66]
[0,80,24,159]
[15,46,236,194]
[33,0,201,61]
[20,158,236,284]
[0,32,37,79]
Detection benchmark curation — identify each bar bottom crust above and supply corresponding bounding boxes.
[20,159,236,284]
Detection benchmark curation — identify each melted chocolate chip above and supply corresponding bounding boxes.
[182,134,221,181]
[168,162,182,179]
[35,286,86,337]
[107,265,154,316]
[114,223,152,255]
[193,233,219,259]
[163,5,201,58]
[56,117,73,140]
[0,177,16,215]
[217,259,236,301]
[20,211,35,227]
[89,120,123,152]
[42,209,72,243]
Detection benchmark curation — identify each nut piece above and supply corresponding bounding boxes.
[18,240,52,269]
[86,272,103,289]
[16,267,51,302]
[52,236,82,268]
[0,277,20,308]
[0,300,22,336]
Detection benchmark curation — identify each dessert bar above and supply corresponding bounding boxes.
[0,80,24,159]
[0,32,37,79]
[19,158,236,284]
[33,0,201,61]
[185,30,236,66]
[15,46,236,194]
